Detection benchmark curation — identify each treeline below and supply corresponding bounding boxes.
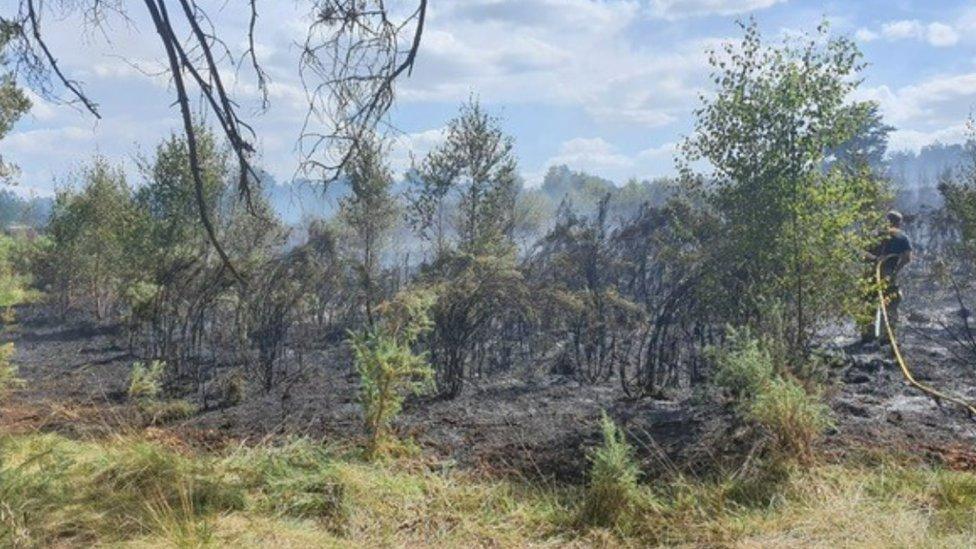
[0,189,49,229]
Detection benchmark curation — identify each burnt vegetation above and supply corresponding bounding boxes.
[4,15,976,435]
[4,8,976,545]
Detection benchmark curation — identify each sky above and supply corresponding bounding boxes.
[3,0,976,197]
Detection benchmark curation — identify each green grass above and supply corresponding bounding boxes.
[2,431,976,547]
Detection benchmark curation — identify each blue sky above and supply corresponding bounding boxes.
[4,0,976,197]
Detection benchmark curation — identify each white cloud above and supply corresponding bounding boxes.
[856,72,976,153]
[638,141,679,161]
[888,124,969,153]
[881,20,924,40]
[22,90,58,122]
[402,0,713,128]
[650,0,786,19]
[854,28,879,42]
[549,137,634,171]
[7,0,969,194]
[538,137,677,183]
[3,126,92,156]
[388,128,448,174]
[868,19,960,47]
[926,22,959,47]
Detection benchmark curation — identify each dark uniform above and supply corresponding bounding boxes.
[861,227,912,343]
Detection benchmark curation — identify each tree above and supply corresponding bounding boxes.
[934,128,976,365]
[408,99,520,256]
[680,19,887,355]
[135,128,229,271]
[127,128,283,385]
[827,102,894,172]
[528,196,643,382]
[338,138,399,328]
[47,159,136,318]
[0,19,30,184]
[423,253,530,397]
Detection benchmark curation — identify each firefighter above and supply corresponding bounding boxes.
[860,210,913,345]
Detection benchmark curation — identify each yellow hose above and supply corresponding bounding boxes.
[875,255,976,418]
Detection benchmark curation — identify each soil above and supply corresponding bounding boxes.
[4,292,976,482]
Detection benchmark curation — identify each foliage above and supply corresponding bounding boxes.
[128,360,166,401]
[0,233,35,396]
[0,20,31,184]
[44,158,138,318]
[533,165,675,222]
[680,19,888,354]
[0,342,19,394]
[710,327,831,464]
[134,128,230,267]
[350,289,435,457]
[0,234,33,315]
[938,132,976,259]
[578,413,647,530]
[710,326,776,402]
[424,252,532,396]
[529,196,643,382]
[338,136,399,327]
[747,376,832,463]
[408,99,519,256]
[933,130,976,365]
[0,189,49,229]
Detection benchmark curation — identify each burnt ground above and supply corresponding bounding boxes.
[3,295,976,482]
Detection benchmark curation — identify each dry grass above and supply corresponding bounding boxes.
[3,431,976,547]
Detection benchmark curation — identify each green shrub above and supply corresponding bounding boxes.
[0,342,20,394]
[710,328,831,465]
[128,360,166,400]
[710,326,775,402]
[578,413,646,530]
[220,371,246,407]
[350,290,435,458]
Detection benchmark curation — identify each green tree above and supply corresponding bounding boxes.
[828,102,894,172]
[680,19,887,355]
[338,137,399,328]
[135,129,229,269]
[0,20,31,184]
[47,159,136,318]
[408,99,519,256]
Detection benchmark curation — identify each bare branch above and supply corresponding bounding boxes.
[143,0,244,285]
[23,0,101,118]
[299,0,427,185]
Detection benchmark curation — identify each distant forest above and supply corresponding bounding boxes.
[5,141,967,235]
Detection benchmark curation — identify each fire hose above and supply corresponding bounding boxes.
[875,254,976,418]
